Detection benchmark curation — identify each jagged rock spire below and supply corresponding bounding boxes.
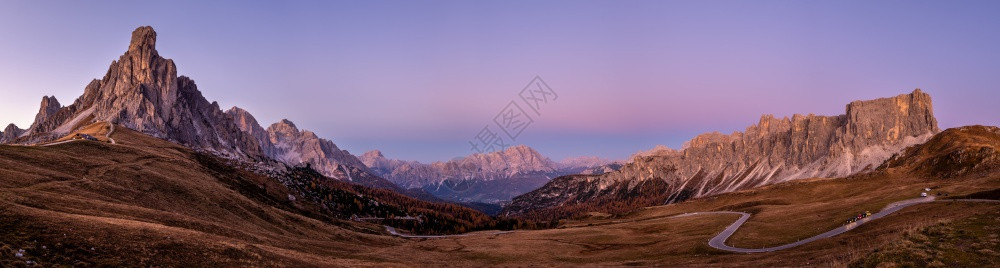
[30,96,61,133]
[128,26,158,55]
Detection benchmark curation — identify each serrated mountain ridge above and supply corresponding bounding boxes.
[505,89,939,215]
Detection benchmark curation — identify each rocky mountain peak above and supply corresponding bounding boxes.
[128,26,157,55]
[460,144,554,171]
[0,124,25,143]
[361,150,385,160]
[40,95,60,109]
[559,156,619,175]
[507,144,532,151]
[267,119,301,142]
[226,107,260,132]
[360,150,400,177]
[631,145,676,159]
[494,144,541,158]
[272,119,298,131]
[29,96,62,133]
[226,106,275,156]
[8,26,261,158]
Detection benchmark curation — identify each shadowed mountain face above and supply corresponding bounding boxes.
[504,90,940,216]
[360,145,612,203]
[1,26,389,189]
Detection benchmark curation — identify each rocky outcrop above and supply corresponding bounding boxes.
[226,107,276,157]
[263,119,370,181]
[505,90,940,215]
[27,96,61,135]
[0,124,25,143]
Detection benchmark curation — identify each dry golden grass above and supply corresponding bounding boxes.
[1,124,998,266]
[1,126,401,266]
[51,121,113,143]
[360,199,998,266]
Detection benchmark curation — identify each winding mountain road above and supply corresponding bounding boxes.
[106,123,116,144]
[698,197,1000,253]
[383,196,997,253]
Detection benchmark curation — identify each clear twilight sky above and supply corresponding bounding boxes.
[1,1,998,162]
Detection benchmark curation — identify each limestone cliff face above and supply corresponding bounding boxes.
[505,90,939,215]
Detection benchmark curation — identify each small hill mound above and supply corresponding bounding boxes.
[882,125,1000,178]
[50,122,113,143]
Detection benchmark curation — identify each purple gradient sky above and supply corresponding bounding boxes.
[1,1,998,162]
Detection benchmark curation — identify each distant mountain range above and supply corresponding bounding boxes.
[504,89,940,216]
[360,145,615,204]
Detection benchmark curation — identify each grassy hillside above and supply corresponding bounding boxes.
[0,124,513,266]
[1,125,997,266]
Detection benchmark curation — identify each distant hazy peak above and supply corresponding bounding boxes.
[630,145,675,160]
[271,119,298,130]
[361,150,385,160]
[560,155,616,168]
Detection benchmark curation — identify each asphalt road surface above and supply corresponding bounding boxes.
[700,197,999,253]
